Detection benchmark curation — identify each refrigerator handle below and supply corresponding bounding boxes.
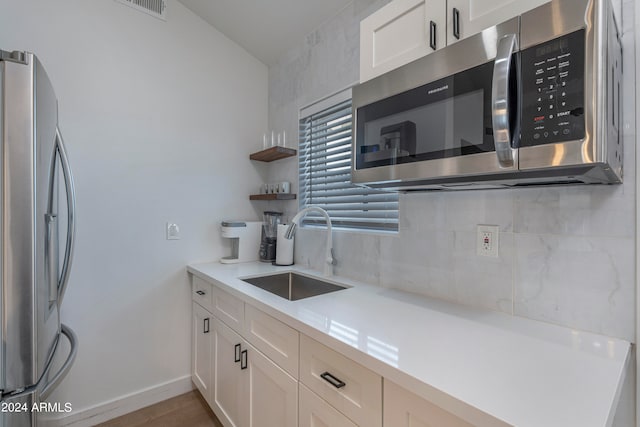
[55,128,76,306]
[46,213,59,303]
[4,324,79,401]
[40,324,78,400]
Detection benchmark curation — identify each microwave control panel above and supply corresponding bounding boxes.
[520,30,585,147]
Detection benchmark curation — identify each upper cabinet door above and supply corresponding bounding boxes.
[446,0,550,45]
[360,0,446,83]
[360,0,552,82]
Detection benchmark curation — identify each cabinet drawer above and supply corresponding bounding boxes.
[192,276,213,312]
[299,383,357,427]
[244,304,299,378]
[211,284,244,333]
[384,379,483,427]
[300,335,382,427]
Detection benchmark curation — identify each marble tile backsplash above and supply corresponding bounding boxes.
[268,0,636,342]
[514,233,635,339]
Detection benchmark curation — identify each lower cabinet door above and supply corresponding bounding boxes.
[212,318,244,427]
[384,380,475,427]
[192,302,212,405]
[243,341,298,427]
[299,383,357,427]
[211,317,297,427]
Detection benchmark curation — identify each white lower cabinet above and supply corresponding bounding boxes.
[211,317,244,427]
[299,383,357,427]
[244,304,299,378]
[211,317,298,427]
[191,302,212,406]
[244,336,298,427]
[192,275,479,427]
[212,282,245,332]
[299,335,382,427]
[191,275,299,427]
[384,379,475,427]
[192,276,214,312]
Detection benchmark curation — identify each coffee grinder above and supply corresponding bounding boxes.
[259,211,282,262]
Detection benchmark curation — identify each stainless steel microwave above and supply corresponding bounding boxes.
[352,0,622,191]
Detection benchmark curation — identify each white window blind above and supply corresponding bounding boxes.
[298,91,399,231]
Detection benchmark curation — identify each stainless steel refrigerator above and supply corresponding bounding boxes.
[0,50,78,427]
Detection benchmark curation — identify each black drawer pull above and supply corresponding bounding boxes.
[429,21,437,50]
[235,344,241,363]
[241,350,248,370]
[453,8,460,39]
[195,290,206,296]
[320,372,345,389]
[203,318,210,334]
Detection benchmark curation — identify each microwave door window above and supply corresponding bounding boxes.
[356,61,495,170]
[360,88,486,164]
[452,89,485,151]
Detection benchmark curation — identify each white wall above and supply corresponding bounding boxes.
[0,0,267,422]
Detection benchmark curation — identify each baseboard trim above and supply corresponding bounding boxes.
[40,375,194,427]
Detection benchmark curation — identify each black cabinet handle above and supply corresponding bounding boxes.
[240,350,248,370]
[453,8,460,40]
[196,290,206,296]
[234,344,241,363]
[429,21,437,50]
[203,318,210,334]
[320,372,346,389]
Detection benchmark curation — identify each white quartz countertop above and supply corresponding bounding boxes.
[187,261,630,427]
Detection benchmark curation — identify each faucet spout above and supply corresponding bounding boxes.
[285,206,335,276]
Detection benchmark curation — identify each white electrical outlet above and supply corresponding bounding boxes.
[166,222,180,240]
[476,225,499,257]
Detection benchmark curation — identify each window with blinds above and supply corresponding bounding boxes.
[298,91,399,231]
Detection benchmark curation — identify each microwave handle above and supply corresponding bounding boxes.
[491,33,518,168]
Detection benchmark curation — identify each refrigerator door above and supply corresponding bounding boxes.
[1,392,36,427]
[34,54,64,389]
[0,52,68,394]
[0,324,78,427]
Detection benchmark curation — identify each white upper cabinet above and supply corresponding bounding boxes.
[360,0,445,83]
[360,0,550,82]
[425,0,447,52]
[446,0,550,45]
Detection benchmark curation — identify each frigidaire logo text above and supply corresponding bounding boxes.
[428,85,449,95]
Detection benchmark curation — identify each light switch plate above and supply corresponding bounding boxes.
[477,225,499,257]
[166,222,180,240]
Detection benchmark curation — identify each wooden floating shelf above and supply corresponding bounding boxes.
[250,146,297,162]
[249,193,297,201]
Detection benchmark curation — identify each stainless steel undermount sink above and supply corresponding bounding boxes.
[241,272,347,301]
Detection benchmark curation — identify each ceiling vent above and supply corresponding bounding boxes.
[115,0,167,20]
